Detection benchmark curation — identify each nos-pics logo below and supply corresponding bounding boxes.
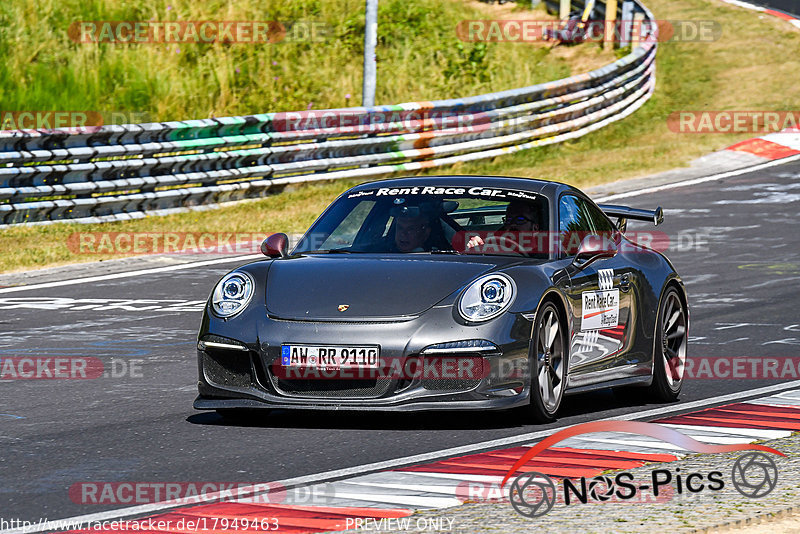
[502,420,782,518]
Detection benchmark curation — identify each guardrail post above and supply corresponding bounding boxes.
[631,11,645,48]
[604,0,618,49]
[559,0,570,19]
[362,0,378,107]
[619,1,634,47]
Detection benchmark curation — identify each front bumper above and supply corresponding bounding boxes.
[194,305,534,412]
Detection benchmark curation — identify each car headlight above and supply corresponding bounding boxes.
[458,274,516,322]
[211,272,254,318]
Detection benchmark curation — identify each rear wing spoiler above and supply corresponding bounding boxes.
[598,204,664,228]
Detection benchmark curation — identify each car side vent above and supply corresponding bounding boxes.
[420,355,486,392]
[202,350,252,388]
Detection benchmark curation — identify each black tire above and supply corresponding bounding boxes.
[529,302,568,423]
[647,287,687,402]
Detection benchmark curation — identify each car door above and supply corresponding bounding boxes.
[559,194,634,385]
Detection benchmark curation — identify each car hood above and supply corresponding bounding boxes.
[265,254,511,320]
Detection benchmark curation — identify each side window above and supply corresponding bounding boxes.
[559,195,595,255]
[559,195,591,233]
[583,201,615,234]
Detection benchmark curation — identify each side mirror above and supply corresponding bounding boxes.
[572,234,616,268]
[261,233,289,258]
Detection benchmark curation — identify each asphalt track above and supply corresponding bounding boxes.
[1,158,799,523]
[749,0,800,16]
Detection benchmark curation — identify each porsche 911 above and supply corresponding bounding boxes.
[194,175,688,422]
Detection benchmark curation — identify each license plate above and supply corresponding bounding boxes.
[280,344,380,369]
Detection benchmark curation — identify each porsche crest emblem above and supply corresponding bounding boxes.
[338,304,350,312]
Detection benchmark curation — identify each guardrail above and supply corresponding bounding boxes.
[0,0,656,226]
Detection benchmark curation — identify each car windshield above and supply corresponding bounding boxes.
[293,185,551,258]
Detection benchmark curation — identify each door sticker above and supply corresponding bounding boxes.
[581,289,619,330]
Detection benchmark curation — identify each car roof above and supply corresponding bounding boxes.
[350,175,580,199]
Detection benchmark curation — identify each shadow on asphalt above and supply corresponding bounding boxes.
[186,388,672,430]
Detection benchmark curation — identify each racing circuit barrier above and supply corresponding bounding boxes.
[0,0,656,226]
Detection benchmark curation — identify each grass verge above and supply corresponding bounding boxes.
[0,0,599,120]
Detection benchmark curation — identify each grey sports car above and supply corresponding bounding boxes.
[194,175,688,422]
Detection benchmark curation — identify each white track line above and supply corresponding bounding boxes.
[752,390,800,403]
[341,481,462,494]
[574,433,755,447]
[5,380,800,534]
[320,492,461,509]
[719,0,766,11]
[659,423,791,440]
[0,254,261,294]
[595,154,800,202]
[567,436,686,451]
[719,0,800,27]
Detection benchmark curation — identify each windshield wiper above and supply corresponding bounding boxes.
[305,249,355,254]
[430,249,462,255]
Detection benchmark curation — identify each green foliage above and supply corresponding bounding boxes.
[0,0,586,119]
[443,42,490,83]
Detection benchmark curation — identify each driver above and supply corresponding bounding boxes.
[373,200,449,253]
[466,200,540,250]
[393,214,433,252]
